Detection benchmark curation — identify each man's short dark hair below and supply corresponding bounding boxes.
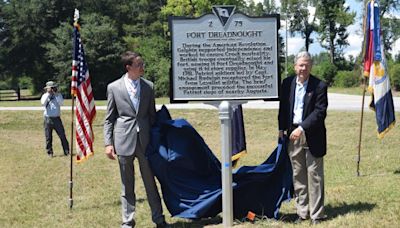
[121,51,141,69]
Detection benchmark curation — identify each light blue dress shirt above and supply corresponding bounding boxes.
[292,78,308,125]
[40,92,64,117]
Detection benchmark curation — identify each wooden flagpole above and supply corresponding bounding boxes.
[356,0,370,177]
[285,3,289,77]
[357,78,367,176]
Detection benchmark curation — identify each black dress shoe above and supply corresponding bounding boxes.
[294,216,307,224]
[156,221,171,228]
[311,218,323,225]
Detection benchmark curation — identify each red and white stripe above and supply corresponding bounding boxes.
[74,69,96,163]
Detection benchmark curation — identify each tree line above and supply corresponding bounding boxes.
[1,0,400,99]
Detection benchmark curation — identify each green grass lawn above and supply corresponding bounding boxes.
[0,109,399,227]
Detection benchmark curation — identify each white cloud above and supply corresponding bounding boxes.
[287,37,305,55]
[393,38,400,58]
[343,23,363,59]
[248,0,400,58]
[307,6,316,24]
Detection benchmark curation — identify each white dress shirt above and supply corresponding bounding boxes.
[124,74,141,113]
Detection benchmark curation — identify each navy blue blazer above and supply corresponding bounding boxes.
[278,75,328,157]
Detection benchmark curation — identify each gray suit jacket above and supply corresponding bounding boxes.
[103,75,156,156]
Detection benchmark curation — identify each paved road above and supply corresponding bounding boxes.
[1,93,399,112]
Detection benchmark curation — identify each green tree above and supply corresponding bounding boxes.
[312,52,330,65]
[161,0,212,17]
[316,0,355,65]
[357,0,400,54]
[1,0,76,93]
[281,0,318,51]
[245,0,264,16]
[42,22,73,95]
[245,0,279,16]
[213,0,246,9]
[334,70,360,87]
[264,0,278,13]
[389,62,400,90]
[0,2,8,80]
[44,13,124,98]
[1,0,170,97]
[124,35,170,97]
[311,60,337,85]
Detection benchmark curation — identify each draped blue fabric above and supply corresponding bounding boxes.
[146,106,293,220]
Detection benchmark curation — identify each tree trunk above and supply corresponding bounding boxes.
[330,34,335,64]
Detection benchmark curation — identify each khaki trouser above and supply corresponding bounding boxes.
[288,133,325,220]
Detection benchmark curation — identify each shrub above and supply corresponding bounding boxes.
[0,79,11,90]
[318,61,337,85]
[280,63,295,80]
[18,76,33,90]
[389,63,400,91]
[310,65,325,81]
[334,70,360,87]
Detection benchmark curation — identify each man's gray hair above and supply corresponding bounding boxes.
[294,51,312,64]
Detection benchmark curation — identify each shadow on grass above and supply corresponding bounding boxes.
[325,201,376,220]
[77,198,147,211]
[170,216,222,227]
[394,169,400,174]
[278,201,376,223]
[278,213,299,223]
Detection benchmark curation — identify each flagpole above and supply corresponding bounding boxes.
[69,9,80,209]
[357,77,367,176]
[69,96,75,208]
[285,4,289,77]
[357,0,370,177]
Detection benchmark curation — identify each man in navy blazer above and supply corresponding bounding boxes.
[104,51,169,228]
[278,51,328,224]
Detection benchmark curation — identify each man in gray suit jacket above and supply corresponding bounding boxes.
[104,51,169,228]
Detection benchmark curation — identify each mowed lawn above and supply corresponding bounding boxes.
[0,108,399,227]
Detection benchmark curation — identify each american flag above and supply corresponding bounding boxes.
[71,20,96,162]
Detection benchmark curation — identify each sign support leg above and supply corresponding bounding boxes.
[218,101,233,227]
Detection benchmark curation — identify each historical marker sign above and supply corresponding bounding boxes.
[169,7,280,102]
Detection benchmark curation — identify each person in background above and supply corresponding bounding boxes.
[40,81,69,158]
[278,51,328,225]
[104,51,170,228]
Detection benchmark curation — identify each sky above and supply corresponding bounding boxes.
[251,0,400,59]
